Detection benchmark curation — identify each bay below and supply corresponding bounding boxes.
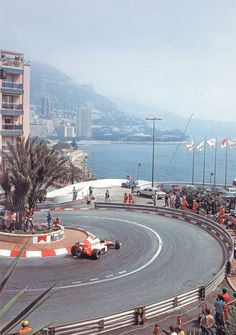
[79,142,236,186]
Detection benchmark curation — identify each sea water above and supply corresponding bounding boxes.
[79,142,236,185]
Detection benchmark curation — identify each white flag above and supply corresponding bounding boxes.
[221,138,228,148]
[185,141,194,151]
[196,140,205,152]
[228,138,236,149]
[206,138,216,150]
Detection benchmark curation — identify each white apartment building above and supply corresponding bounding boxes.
[0,50,30,161]
[76,107,91,138]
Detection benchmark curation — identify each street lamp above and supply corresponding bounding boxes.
[146,117,162,187]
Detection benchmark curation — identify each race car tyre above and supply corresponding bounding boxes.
[92,249,101,260]
[137,191,141,195]
[115,240,121,249]
[71,246,78,256]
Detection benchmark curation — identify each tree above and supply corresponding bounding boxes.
[0,137,68,214]
[66,160,83,185]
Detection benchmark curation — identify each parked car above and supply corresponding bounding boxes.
[159,184,181,193]
[137,187,166,199]
[121,180,139,189]
[211,186,226,194]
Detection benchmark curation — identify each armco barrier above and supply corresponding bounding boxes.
[47,204,234,335]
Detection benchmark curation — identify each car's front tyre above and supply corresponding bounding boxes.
[71,246,78,256]
[92,249,101,259]
[115,240,121,249]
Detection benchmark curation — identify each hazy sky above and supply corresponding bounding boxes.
[1,0,236,121]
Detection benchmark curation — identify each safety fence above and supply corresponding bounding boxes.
[47,204,234,335]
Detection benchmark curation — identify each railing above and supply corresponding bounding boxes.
[47,205,234,335]
[2,81,23,89]
[1,124,23,130]
[1,59,23,68]
[2,103,23,110]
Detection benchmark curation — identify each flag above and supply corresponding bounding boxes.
[196,140,205,152]
[228,138,236,149]
[221,138,228,148]
[206,138,216,150]
[184,141,194,151]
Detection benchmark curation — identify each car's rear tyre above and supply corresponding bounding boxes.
[115,240,121,249]
[71,246,78,256]
[137,191,141,195]
[92,249,101,259]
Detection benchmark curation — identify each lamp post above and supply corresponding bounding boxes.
[137,163,141,180]
[210,172,214,184]
[146,117,162,187]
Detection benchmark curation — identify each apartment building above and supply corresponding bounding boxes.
[76,107,91,138]
[0,50,30,161]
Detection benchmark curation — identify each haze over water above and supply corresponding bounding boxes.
[81,142,236,185]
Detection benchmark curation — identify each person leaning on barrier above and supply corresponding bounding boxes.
[200,308,214,335]
[169,325,178,335]
[18,320,32,335]
[176,325,185,335]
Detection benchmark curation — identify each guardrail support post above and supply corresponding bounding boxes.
[48,327,55,335]
[98,319,104,331]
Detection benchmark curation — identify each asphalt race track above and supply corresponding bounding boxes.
[0,209,224,326]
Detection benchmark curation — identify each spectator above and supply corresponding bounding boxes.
[218,206,225,225]
[170,193,176,208]
[10,211,16,232]
[176,325,185,335]
[128,193,134,204]
[105,190,110,202]
[222,288,230,320]
[18,320,32,335]
[192,199,199,214]
[200,308,214,335]
[175,195,181,209]
[53,216,61,230]
[222,288,230,304]
[123,192,128,203]
[164,193,169,207]
[153,323,160,335]
[153,192,158,206]
[181,197,189,210]
[28,209,34,231]
[214,294,225,326]
[46,210,52,230]
[89,186,93,197]
[72,187,78,201]
[169,325,178,335]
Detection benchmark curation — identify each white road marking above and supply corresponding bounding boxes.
[72,281,82,284]
[118,271,126,274]
[58,216,163,289]
[105,274,114,278]
[90,278,99,281]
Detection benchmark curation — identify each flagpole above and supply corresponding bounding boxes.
[224,141,228,189]
[202,138,206,187]
[192,137,195,185]
[213,137,217,188]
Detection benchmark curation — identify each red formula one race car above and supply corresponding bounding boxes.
[71,235,121,260]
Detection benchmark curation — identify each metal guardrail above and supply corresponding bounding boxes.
[47,204,234,335]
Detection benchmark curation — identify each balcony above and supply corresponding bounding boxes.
[1,124,23,136]
[1,102,23,115]
[1,81,23,95]
[1,59,24,75]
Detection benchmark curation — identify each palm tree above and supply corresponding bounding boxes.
[0,137,68,214]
